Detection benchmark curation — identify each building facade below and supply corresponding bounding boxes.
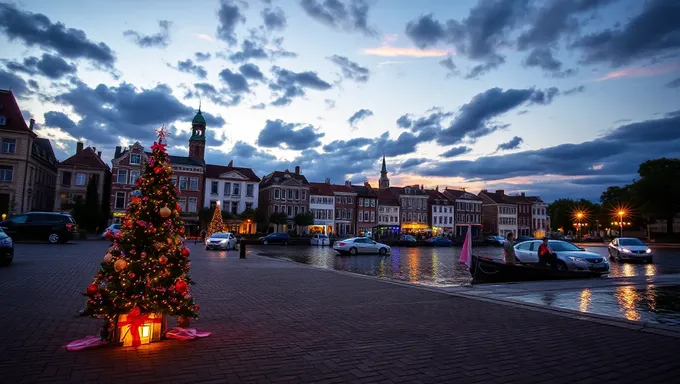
[308,181,335,235]
[528,196,550,237]
[353,182,377,236]
[442,188,483,239]
[0,90,57,216]
[331,182,357,236]
[54,143,111,214]
[396,185,429,233]
[258,166,310,233]
[478,190,518,237]
[507,194,533,237]
[425,189,455,235]
[376,188,400,238]
[204,161,260,234]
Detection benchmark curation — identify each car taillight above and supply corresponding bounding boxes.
[338,242,345,246]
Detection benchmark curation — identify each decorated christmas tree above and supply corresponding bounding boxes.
[206,203,224,237]
[81,126,198,345]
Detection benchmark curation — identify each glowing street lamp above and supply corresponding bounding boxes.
[618,210,625,236]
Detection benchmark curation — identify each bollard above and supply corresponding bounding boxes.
[239,239,246,259]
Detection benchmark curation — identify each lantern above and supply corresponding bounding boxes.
[114,311,167,347]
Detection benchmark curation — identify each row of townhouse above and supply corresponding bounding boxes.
[478,189,550,238]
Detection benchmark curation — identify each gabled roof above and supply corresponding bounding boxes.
[526,196,544,203]
[443,188,482,201]
[376,188,400,206]
[260,169,309,188]
[330,184,356,194]
[425,189,453,204]
[32,138,57,169]
[506,195,533,205]
[59,147,109,170]
[205,164,260,182]
[0,89,31,133]
[351,184,377,198]
[309,182,335,196]
[479,190,515,205]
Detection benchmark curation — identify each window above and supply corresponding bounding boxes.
[172,176,177,186]
[358,211,363,222]
[2,138,16,153]
[211,181,219,195]
[287,205,292,217]
[190,177,199,191]
[288,189,293,199]
[295,190,299,200]
[61,171,72,186]
[359,198,364,207]
[246,184,254,197]
[294,206,299,216]
[0,165,13,182]
[245,202,253,210]
[300,206,305,214]
[74,172,87,186]
[188,197,197,213]
[231,202,238,215]
[178,197,187,212]
[371,211,375,222]
[342,209,347,219]
[364,211,369,221]
[130,171,140,185]
[233,183,240,196]
[179,177,188,190]
[301,190,306,200]
[224,182,231,196]
[348,197,353,204]
[117,169,128,184]
[114,192,126,209]
[274,189,280,199]
[130,154,141,165]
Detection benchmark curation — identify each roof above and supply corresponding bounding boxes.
[351,184,377,198]
[479,190,515,205]
[442,188,483,201]
[330,184,356,194]
[376,188,400,206]
[390,186,427,196]
[425,189,453,204]
[506,195,533,205]
[526,196,545,203]
[192,110,206,125]
[59,147,109,170]
[32,138,57,169]
[260,169,309,188]
[144,152,203,167]
[205,164,260,182]
[0,89,31,133]
[309,182,335,196]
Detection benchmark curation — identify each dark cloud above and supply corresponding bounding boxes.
[327,55,370,82]
[571,1,680,67]
[563,85,586,95]
[171,59,207,79]
[523,47,564,72]
[216,0,246,45]
[496,136,523,151]
[238,63,264,80]
[401,158,428,170]
[404,110,453,133]
[300,0,377,36]
[347,108,373,128]
[268,66,332,106]
[204,141,285,177]
[439,56,459,77]
[0,3,116,68]
[396,114,411,128]
[124,20,172,48]
[441,146,472,158]
[0,69,29,97]
[529,87,559,105]
[195,52,212,61]
[262,7,287,31]
[666,77,680,88]
[218,69,250,105]
[228,39,268,63]
[4,53,77,79]
[257,119,325,150]
[184,82,232,106]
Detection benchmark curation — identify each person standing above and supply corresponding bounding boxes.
[503,232,517,264]
[538,237,558,269]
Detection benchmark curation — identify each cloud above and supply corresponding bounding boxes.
[361,46,450,57]
[0,3,116,68]
[441,146,472,158]
[496,136,523,151]
[401,158,428,169]
[667,77,680,88]
[439,56,459,77]
[325,99,336,109]
[218,68,250,105]
[0,69,29,97]
[257,119,324,150]
[216,0,246,45]
[228,39,268,63]
[268,66,332,106]
[124,20,172,48]
[262,7,287,31]
[563,85,586,95]
[347,108,373,128]
[595,62,680,81]
[238,63,264,80]
[4,53,77,79]
[170,59,207,79]
[300,0,377,36]
[194,52,212,61]
[523,47,576,77]
[327,55,370,82]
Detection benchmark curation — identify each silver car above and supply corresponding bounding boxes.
[333,237,391,255]
[205,232,237,250]
[514,240,610,273]
[608,237,653,262]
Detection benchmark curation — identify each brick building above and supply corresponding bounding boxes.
[54,142,111,215]
[352,182,377,236]
[478,189,518,238]
[258,166,310,233]
[507,193,533,237]
[442,188,483,239]
[331,181,357,237]
[394,185,429,233]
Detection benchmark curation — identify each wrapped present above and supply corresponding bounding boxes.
[114,308,167,347]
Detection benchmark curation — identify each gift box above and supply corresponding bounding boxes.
[114,312,167,347]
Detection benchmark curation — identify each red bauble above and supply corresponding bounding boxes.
[194,304,200,311]
[154,167,162,174]
[176,203,182,212]
[159,255,168,265]
[175,280,188,295]
[86,284,98,298]
[179,227,185,235]
[104,231,114,241]
[181,247,190,257]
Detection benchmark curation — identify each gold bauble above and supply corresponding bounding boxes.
[160,207,172,218]
[114,259,128,272]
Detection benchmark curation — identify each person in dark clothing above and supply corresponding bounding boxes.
[537,237,558,269]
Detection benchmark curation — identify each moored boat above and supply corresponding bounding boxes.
[469,255,606,284]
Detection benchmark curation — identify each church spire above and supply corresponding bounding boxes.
[379,155,390,190]
[381,154,387,175]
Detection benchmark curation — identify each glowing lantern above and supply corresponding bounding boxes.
[115,311,166,347]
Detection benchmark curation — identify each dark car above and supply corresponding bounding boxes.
[0,228,14,266]
[425,236,453,247]
[258,232,290,245]
[486,236,505,246]
[397,235,417,247]
[0,212,78,244]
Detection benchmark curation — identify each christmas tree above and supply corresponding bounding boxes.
[82,126,198,338]
[206,203,224,237]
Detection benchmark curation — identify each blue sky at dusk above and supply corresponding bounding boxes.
[1,0,679,202]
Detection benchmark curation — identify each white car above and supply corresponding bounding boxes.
[514,240,609,273]
[205,232,237,250]
[608,237,653,262]
[101,224,121,239]
[333,237,391,255]
[311,234,330,246]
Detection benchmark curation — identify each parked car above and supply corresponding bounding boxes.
[258,232,290,245]
[101,223,122,239]
[515,236,535,243]
[514,239,609,273]
[564,235,575,242]
[0,212,78,244]
[486,236,505,246]
[425,236,453,247]
[607,237,653,262]
[310,234,330,246]
[333,237,391,255]
[0,227,14,266]
[205,232,237,250]
[397,235,417,246]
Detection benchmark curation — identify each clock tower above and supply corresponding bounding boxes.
[189,107,206,163]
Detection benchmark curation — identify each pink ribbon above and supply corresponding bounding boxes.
[166,327,211,340]
[63,336,107,351]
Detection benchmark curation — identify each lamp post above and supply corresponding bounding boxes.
[618,210,625,237]
[576,212,584,240]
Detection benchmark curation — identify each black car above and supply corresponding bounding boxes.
[0,212,78,244]
[0,228,14,266]
[258,232,290,245]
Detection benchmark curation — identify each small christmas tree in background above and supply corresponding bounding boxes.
[81,126,198,345]
[207,203,224,237]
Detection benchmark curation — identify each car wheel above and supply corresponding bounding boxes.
[48,233,60,244]
[349,247,358,255]
[556,260,568,271]
[379,247,387,255]
[263,240,268,245]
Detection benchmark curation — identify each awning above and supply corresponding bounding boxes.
[401,222,429,230]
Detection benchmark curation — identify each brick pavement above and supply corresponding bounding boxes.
[0,241,679,383]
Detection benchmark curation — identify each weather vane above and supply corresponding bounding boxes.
[156,124,169,142]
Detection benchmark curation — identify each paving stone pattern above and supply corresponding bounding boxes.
[0,241,678,383]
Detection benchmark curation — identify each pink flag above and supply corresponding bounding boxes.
[459,225,472,267]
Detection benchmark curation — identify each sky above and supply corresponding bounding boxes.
[1,0,679,202]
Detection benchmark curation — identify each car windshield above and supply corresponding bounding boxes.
[619,238,645,246]
[0,229,7,239]
[211,233,229,238]
[549,241,582,252]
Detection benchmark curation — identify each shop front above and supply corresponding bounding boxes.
[400,222,430,236]
[431,226,454,236]
[373,225,400,240]
[308,224,333,235]
[224,219,256,235]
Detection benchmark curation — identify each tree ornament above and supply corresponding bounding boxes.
[175,280,188,295]
[103,253,113,263]
[181,247,190,257]
[128,272,136,279]
[159,256,168,265]
[86,284,99,298]
[160,206,171,218]
[114,259,128,272]
[176,203,182,212]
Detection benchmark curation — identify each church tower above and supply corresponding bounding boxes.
[189,107,206,163]
[378,155,390,190]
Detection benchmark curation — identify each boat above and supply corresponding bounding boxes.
[469,255,607,284]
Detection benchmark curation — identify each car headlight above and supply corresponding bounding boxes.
[220,239,227,243]
[621,248,631,253]
[0,238,12,245]
[568,256,585,262]
[646,249,652,254]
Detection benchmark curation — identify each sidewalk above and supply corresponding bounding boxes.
[0,242,679,383]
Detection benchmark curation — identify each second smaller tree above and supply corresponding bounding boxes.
[207,204,224,237]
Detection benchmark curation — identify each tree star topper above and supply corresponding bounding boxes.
[156,125,169,142]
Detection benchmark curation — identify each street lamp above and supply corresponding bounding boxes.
[576,212,584,240]
[618,210,625,237]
